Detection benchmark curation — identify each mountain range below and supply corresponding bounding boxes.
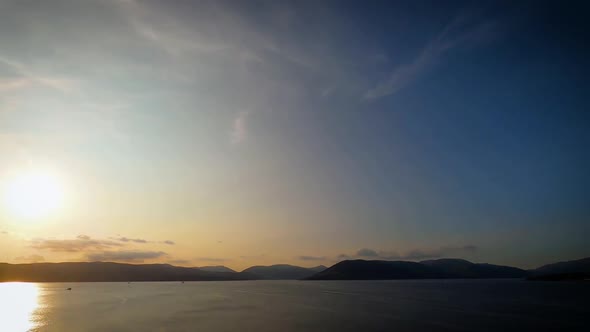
[308,257,590,281]
[0,262,251,282]
[0,257,588,282]
[307,259,527,280]
[197,266,236,273]
[241,264,326,280]
[526,257,590,281]
[0,262,325,282]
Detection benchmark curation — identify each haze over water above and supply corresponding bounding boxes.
[2,280,589,332]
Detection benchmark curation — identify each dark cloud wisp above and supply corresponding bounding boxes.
[115,237,148,244]
[356,248,379,257]
[298,255,326,261]
[347,245,479,261]
[31,236,123,252]
[86,250,168,263]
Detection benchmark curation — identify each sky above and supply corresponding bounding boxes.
[0,0,588,270]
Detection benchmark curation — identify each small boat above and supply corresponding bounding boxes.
[66,287,72,291]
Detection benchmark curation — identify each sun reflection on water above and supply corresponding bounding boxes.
[0,283,41,332]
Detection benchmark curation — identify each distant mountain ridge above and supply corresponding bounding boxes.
[527,257,590,281]
[0,262,326,282]
[0,262,252,282]
[1,258,588,282]
[307,259,528,280]
[197,266,236,273]
[308,265,328,273]
[241,264,327,280]
[420,259,528,278]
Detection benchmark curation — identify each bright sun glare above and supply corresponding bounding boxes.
[0,283,40,331]
[2,170,64,219]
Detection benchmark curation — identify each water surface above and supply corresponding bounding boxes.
[1,280,588,331]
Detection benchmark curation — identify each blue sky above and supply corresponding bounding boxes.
[0,0,588,269]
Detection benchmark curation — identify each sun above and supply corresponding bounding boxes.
[2,170,65,219]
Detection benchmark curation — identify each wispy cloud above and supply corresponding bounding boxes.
[86,250,167,263]
[117,0,231,58]
[298,255,326,261]
[364,12,498,100]
[230,111,249,144]
[29,234,177,263]
[356,248,379,257]
[115,237,148,244]
[108,236,175,245]
[31,235,123,252]
[346,245,478,261]
[402,245,478,260]
[0,78,28,92]
[0,57,78,93]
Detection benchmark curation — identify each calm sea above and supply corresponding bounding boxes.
[1,280,588,332]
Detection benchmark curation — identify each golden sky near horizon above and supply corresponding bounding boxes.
[1,0,588,270]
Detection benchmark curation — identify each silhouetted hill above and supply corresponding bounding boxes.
[0,262,252,282]
[420,259,527,278]
[241,264,325,280]
[309,265,328,273]
[527,257,590,281]
[4,258,586,282]
[0,262,323,282]
[308,259,527,280]
[197,265,236,273]
[307,260,443,280]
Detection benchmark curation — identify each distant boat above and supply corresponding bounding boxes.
[66,287,72,290]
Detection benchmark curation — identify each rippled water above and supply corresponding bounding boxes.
[1,280,589,332]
